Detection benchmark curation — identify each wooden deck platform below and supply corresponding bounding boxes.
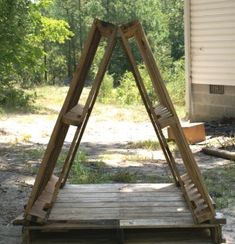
[49,183,194,227]
[23,183,224,243]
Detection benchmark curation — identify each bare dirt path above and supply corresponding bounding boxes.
[0,110,234,243]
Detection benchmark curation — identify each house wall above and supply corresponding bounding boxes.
[185,0,235,121]
[190,84,235,121]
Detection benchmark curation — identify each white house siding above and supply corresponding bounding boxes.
[185,0,235,121]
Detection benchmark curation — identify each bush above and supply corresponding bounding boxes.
[116,71,141,105]
[97,73,115,104]
[95,59,185,107]
[166,58,185,106]
[115,65,159,105]
[0,83,36,110]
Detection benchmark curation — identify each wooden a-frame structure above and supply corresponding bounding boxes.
[20,19,225,243]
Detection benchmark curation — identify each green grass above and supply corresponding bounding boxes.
[203,162,235,209]
[68,150,172,184]
[32,85,186,120]
[69,151,138,184]
[126,140,177,152]
[110,170,137,183]
[126,140,161,150]
[0,85,186,122]
[33,85,69,114]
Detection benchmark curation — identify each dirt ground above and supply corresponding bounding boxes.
[0,111,235,243]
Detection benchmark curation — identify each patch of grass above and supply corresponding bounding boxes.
[203,162,235,209]
[69,151,141,184]
[70,151,109,184]
[33,85,92,114]
[110,170,137,183]
[124,154,149,162]
[33,85,69,114]
[126,140,177,152]
[140,174,173,183]
[22,147,45,160]
[127,140,161,150]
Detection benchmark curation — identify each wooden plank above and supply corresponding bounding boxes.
[96,19,115,38]
[55,196,184,203]
[30,229,118,244]
[53,201,187,208]
[63,183,179,192]
[49,183,193,222]
[59,25,118,188]
[50,206,190,215]
[24,19,102,216]
[119,25,180,185]
[133,21,216,223]
[120,218,194,228]
[60,186,181,193]
[25,229,215,244]
[49,212,193,221]
[125,229,213,243]
[120,20,139,38]
[62,104,84,126]
[27,175,58,222]
[57,192,182,198]
[28,220,120,229]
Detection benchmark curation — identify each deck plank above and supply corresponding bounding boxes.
[49,183,193,226]
[53,201,187,208]
[62,183,180,192]
[30,229,213,244]
[29,184,218,243]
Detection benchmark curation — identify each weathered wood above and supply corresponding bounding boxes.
[24,19,102,217]
[53,201,187,208]
[26,175,58,223]
[96,19,116,38]
[118,26,180,185]
[22,228,216,244]
[202,147,235,160]
[120,20,139,38]
[62,183,180,192]
[133,21,216,223]
[154,105,175,128]
[47,183,193,223]
[23,21,222,244]
[59,25,118,188]
[62,104,84,126]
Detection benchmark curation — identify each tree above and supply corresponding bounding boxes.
[0,0,185,108]
[0,0,73,85]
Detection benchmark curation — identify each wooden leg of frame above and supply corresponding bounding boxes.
[22,227,31,244]
[211,226,223,244]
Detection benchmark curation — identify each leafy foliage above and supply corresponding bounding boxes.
[0,0,185,109]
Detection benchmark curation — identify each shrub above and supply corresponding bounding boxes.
[0,83,36,110]
[97,73,115,104]
[116,71,141,105]
[116,65,159,105]
[166,58,185,106]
